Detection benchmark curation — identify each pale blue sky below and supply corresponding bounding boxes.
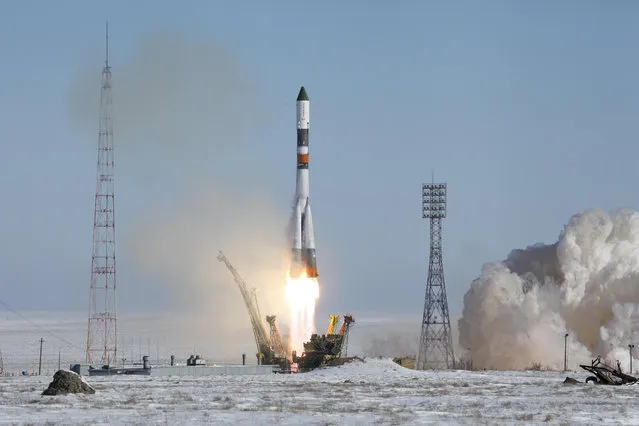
[1,0,638,322]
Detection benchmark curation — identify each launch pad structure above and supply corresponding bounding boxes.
[216,250,288,367]
[416,182,455,370]
[217,250,355,373]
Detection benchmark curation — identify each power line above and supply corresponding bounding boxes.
[0,299,82,350]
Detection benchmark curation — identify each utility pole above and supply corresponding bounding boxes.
[564,333,569,372]
[38,338,45,375]
[629,344,635,373]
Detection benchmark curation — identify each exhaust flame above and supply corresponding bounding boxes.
[285,271,319,355]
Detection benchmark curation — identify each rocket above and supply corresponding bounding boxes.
[290,86,318,279]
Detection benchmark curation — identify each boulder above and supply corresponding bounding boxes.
[42,370,95,396]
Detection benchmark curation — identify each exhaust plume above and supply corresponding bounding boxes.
[68,30,283,358]
[459,208,639,370]
[125,181,291,332]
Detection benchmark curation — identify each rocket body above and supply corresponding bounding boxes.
[290,86,318,279]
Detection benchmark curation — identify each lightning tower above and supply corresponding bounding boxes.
[86,23,118,365]
[416,182,455,370]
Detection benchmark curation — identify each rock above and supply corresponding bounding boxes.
[563,377,581,385]
[42,370,95,396]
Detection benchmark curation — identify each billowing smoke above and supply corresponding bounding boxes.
[125,181,290,320]
[459,208,639,370]
[68,30,286,360]
[121,181,291,360]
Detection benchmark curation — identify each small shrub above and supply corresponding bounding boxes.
[516,413,534,421]
[526,362,542,371]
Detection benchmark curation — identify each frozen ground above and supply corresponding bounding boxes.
[0,310,430,376]
[1,311,637,424]
[1,358,638,425]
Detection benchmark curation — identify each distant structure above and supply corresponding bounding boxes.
[416,182,455,370]
[86,23,118,365]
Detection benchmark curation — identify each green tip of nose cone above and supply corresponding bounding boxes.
[297,86,309,101]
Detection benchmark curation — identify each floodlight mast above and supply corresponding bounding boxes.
[416,182,455,370]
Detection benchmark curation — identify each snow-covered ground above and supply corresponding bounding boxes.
[0,358,638,425]
[1,311,638,424]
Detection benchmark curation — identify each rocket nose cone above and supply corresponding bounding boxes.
[297,86,309,101]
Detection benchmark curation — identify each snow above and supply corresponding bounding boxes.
[1,311,638,423]
[1,358,639,424]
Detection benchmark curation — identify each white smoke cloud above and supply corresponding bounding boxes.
[459,208,639,370]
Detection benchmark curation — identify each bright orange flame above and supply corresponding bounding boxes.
[286,270,320,356]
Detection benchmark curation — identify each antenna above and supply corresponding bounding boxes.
[105,22,109,68]
[87,25,118,365]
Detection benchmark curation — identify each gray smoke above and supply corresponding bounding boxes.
[68,30,285,355]
[362,332,419,358]
[459,208,639,370]
[68,29,264,181]
[124,181,290,324]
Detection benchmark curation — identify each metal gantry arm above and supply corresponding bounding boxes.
[266,315,285,358]
[216,251,272,358]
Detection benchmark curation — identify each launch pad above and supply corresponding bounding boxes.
[218,249,355,373]
[213,86,355,373]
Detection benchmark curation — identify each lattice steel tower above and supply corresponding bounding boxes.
[86,23,118,365]
[416,182,455,370]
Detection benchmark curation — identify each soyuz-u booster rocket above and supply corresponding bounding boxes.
[290,86,318,279]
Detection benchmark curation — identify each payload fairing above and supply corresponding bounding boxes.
[290,86,318,279]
